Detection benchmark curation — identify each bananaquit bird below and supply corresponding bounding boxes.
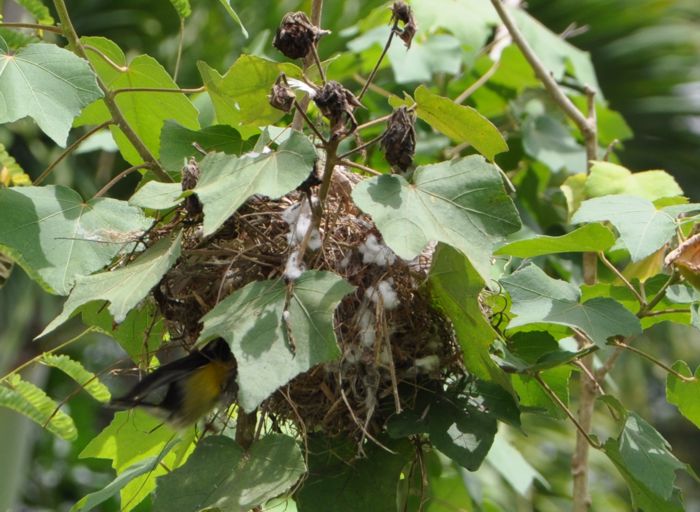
[110,338,237,428]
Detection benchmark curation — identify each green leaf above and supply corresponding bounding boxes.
[194,130,317,236]
[80,410,194,512]
[413,85,507,160]
[39,234,182,337]
[0,185,151,295]
[168,0,191,18]
[511,367,572,419]
[0,374,77,440]
[159,121,253,175]
[666,361,700,429]
[154,434,303,512]
[216,0,248,38]
[521,112,586,173]
[353,155,520,280]
[80,301,164,364]
[197,56,300,129]
[76,37,199,165]
[16,0,54,25]
[199,271,355,412]
[501,265,641,347]
[496,223,616,257]
[411,0,497,50]
[486,433,547,496]
[428,244,513,392]
[0,37,102,146]
[40,354,111,403]
[72,439,180,512]
[572,195,677,262]
[585,161,683,201]
[296,436,412,512]
[129,181,185,210]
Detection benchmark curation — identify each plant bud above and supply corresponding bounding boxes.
[314,81,362,136]
[380,106,416,172]
[273,12,322,60]
[268,79,296,113]
[181,157,202,215]
[391,1,417,49]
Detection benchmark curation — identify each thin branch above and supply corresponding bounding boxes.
[358,22,398,101]
[291,0,324,131]
[93,164,148,198]
[598,252,646,306]
[54,0,171,182]
[83,44,128,72]
[534,373,601,449]
[641,307,690,317]
[112,86,205,95]
[293,100,327,143]
[455,59,501,104]
[340,158,382,176]
[602,139,620,161]
[33,121,113,185]
[173,17,185,82]
[639,271,677,315]
[612,342,696,383]
[310,45,326,84]
[489,0,597,167]
[356,114,391,132]
[0,22,63,34]
[338,133,384,160]
[353,74,393,99]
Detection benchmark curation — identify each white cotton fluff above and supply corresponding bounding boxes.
[287,78,318,98]
[366,280,399,310]
[357,306,376,348]
[414,355,440,373]
[339,252,352,270]
[284,250,305,281]
[359,234,396,267]
[282,200,322,250]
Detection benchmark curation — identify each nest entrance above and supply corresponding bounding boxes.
[152,166,464,442]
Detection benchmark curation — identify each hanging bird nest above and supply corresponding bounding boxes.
[147,164,465,443]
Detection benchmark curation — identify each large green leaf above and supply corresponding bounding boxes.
[153,434,304,512]
[0,185,151,295]
[0,37,103,146]
[511,367,572,419]
[522,111,587,173]
[76,37,199,165]
[39,234,182,337]
[197,55,300,129]
[199,271,355,412]
[296,436,412,512]
[40,354,111,403]
[194,130,317,236]
[666,361,700,429]
[585,161,683,201]
[496,223,616,257]
[353,155,520,279]
[129,181,185,210]
[571,195,677,261]
[486,433,547,496]
[604,411,687,510]
[411,0,497,51]
[429,244,513,392]
[80,410,194,512]
[501,265,641,347]
[413,85,508,160]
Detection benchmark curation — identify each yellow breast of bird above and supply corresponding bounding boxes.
[181,361,232,421]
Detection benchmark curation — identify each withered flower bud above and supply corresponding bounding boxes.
[181,157,202,215]
[380,106,416,172]
[391,1,417,49]
[268,77,296,113]
[273,12,325,60]
[314,81,363,136]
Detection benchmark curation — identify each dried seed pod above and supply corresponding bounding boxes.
[181,157,202,215]
[314,81,362,136]
[390,1,417,49]
[268,77,296,112]
[273,11,323,60]
[380,106,416,172]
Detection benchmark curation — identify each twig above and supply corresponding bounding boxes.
[338,133,384,160]
[611,341,696,383]
[455,59,501,104]
[112,86,205,95]
[293,100,327,144]
[93,164,148,198]
[641,307,690,317]
[353,73,392,99]
[356,114,391,132]
[83,44,128,72]
[173,17,185,82]
[602,139,620,161]
[291,0,324,131]
[638,271,677,315]
[358,21,398,101]
[54,0,171,182]
[598,252,645,306]
[0,22,63,34]
[33,121,113,185]
[534,373,601,449]
[339,158,382,176]
[310,45,326,83]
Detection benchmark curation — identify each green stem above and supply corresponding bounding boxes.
[0,22,62,33]
[612,342,696,383]
[112,86,205,95]
[598,251,645,307]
